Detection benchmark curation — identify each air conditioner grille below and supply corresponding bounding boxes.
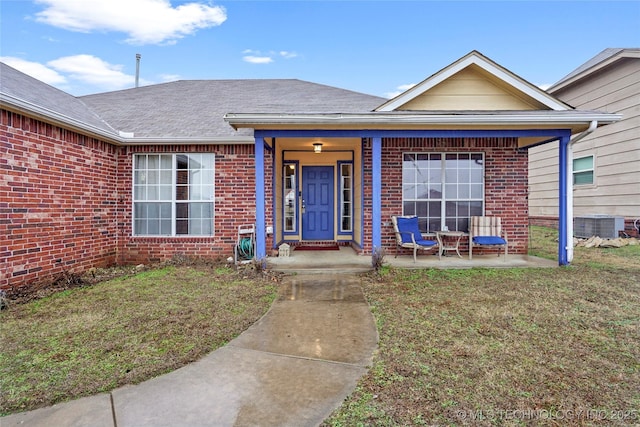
[574,215,625,239]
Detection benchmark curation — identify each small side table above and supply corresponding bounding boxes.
[436,231,465,260]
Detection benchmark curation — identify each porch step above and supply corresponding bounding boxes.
[292,241,347,247]
[269,243,372,274]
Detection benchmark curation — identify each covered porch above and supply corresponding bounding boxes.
[247,128,590,266]
[225,51,620,266]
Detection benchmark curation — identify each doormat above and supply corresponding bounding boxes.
[294,242,340,251]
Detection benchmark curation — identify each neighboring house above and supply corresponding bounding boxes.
[1,51,619,291]
[529,48,640,236]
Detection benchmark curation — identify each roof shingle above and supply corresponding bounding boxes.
[80,79,386,138]
[0,62,116,135]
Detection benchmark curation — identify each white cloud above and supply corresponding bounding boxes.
[243,55,273,64]
[0,56,67,85]
[242,49,297,64]
[34,0,227,45]
[384,83,416,99]
[279,51,298,59]
[3,55,157,94]
[47,55,136,90]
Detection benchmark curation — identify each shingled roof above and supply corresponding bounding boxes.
[0,62,117,136]
[80,79,386,139]
[1,62,385,142]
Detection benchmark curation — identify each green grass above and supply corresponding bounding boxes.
[3,228,639,423]
[0,265,277,415]
[324,227,640,426]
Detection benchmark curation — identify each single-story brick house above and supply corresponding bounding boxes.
[1,51,619,291]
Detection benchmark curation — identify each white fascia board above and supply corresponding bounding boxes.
[119,136,254,145]
[376,53,570,112]
[224,112,621,127]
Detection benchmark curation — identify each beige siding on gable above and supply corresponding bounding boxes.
[399,66,547,111]
[529,57,640,219]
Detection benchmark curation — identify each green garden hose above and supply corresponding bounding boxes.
[237,237,254,259]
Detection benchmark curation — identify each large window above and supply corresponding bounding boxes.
[573,155,594,185]
[403,152,484,233]
[133,154,214,236]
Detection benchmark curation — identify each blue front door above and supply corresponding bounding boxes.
[302,166,334,240]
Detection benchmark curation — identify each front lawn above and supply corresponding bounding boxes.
[2,227,638,425]
[0,264,278,415]
[325,228,640,426]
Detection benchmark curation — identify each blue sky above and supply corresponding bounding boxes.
[1,0,639,97]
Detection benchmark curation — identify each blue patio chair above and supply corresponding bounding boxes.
[391,215,438,262]
[469,216,508,260]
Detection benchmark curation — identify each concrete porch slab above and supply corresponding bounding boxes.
[268,246,557,273]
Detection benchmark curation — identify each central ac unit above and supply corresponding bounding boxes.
[574,215,624,239]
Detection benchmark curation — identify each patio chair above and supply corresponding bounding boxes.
[391,215,438,262]
[469,216,508,260]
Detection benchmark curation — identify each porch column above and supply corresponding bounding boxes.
[255,136,266,259]
[558,134,570,266]
[372,136,382,251]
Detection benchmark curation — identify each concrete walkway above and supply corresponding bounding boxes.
[2,274,378,427]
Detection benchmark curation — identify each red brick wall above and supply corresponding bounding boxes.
[363,137,529,256]
[1,110,268,291]
[3,110,534,291]
[117,144,264,264]
[1,111,118,291]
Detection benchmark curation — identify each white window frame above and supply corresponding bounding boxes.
[283,162,298,233]
[573,155,594,186]
[339,162,353,233]
[132,153,215,236]
[402,152,484,233]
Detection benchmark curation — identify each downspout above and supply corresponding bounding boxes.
[566,120,597,263]
[371,136,382,251]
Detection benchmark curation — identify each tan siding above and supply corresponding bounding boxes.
[528,138,560,217]
[598,160,640,177]
[596,142,640,162]
[399,66,546,110]
[529,57,640,220]
[555,60,640,107]
[560,73,640,109]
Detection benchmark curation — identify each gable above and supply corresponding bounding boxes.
[397,65,549,111]
[376,51,570,112]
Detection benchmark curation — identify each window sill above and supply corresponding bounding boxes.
[131,235,217,242]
